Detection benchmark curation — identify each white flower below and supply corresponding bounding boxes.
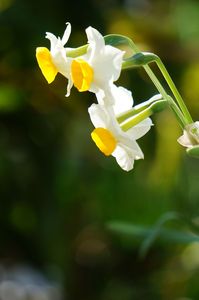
[97,84,153,139]
[88,87,153,171]
[36,22,73,95]
[178,121,199,148]
[95,82,132,106]
[70,26,124,103]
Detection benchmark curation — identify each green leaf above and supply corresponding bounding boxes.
[139,212,180,257]
[107,222,199,245]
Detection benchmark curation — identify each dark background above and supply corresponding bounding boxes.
[0,0,199,299]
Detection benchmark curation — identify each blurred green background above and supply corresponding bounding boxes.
[0,0,199,299]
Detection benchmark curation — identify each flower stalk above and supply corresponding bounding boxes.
[117,95,163,124]
[104,34,194,129]
[123,51,193,125]
[121,100,168,131]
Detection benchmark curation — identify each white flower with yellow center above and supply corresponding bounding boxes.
[70,26,124,103]
[88,87,153,171]
[36,22,73,95]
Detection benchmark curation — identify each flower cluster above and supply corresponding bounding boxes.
[36,22,199,170]
[36,23,155,171]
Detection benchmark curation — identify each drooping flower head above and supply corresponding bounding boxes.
[70,26,125,103]
[88,86,153,171]
[178,121,199,148]
[36,22,73,95]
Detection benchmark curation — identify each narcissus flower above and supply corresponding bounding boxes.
[178,121,199,148]
[88,87,152,171]
[70,26,124,103]
[36,22,73,95]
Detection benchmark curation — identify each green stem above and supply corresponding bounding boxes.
[125,43,186,128]
[121,100,168,131]
[155,57,193,124]
[117,95,163,123]
[167,96,186,128]
[122,38,169,100]
[121,109,152,131]
[122,51,193,125]
[104,35,191,128]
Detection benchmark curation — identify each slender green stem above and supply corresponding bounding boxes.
[117,94,186,129]
[121,38,184,127]
[121,100,168,131]
[125,39,169,100]
[122,50,193,125]
[117,108,141,124]
[121,108,153,131]
[125,42,186,128]
[155,57,193,124]
[104,35,191,128]
[167,96,186,128]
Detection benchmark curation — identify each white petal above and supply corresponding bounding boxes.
[148,94,163,102]
[90,48,124,89]
[65,77,73,97]
[194,121,199,127]
[177,131,193,148]
[85,27,124,91]
[95,89,106,105]
[112,145,135,171]
[61,22,71,45]
[95,85,132,107]
[45,32,58,52]
[177,121,199,148]
[95,86,116,106]
[118,136,144,158]
[112,85,133,115]
[57,57,72,79]
[125,117,153,140]
[104,45,124,81]
[85,26,105,60]
[113,140,144,171]
[88,104,109,128]
[105,45,125,81]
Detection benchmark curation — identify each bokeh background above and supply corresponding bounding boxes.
[0,0,199,299]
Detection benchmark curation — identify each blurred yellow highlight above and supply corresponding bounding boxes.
[71,59,93,92]
[91,128,117,156]
[181,242,199,271]
[0,0,13,12]
[36,47,58,84]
